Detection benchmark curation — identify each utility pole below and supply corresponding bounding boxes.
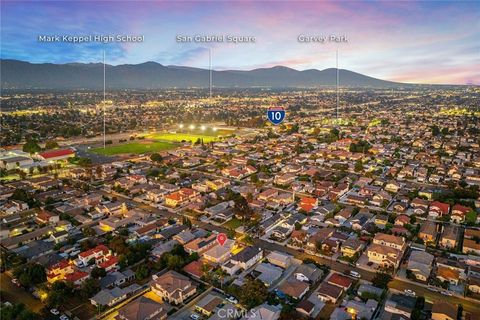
[103,50,106,149]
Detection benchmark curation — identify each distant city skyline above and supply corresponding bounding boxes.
[1,0,479,85]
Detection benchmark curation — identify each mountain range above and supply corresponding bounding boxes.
[1,59,409,89]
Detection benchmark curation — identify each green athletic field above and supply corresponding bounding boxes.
[91,141,176,155]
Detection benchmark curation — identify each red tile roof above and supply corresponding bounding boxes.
[183,260,204,278]
[39,148,75,159]
[327,273,353,289]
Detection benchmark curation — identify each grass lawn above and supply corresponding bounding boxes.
[91,141,176,155]
[145,132,220,143]
[223,217,244,230]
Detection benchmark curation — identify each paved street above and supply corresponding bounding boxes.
[0,272,44,312]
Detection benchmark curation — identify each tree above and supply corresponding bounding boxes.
[45,140,59,150]
[82,226,96,237]
[239,278,268,309]
[135,265,149,280]
[109,236,130,255]
[47,281,72,307]
[372,272,392,288]
[90,267,106,279]
[1,302,39,320]
[354,160,363,172]
[150,153,163,163]
[22,141,41,154]
[80,278,100,299]
[77,157,92,167]
[13,263,46,287]
[182,216,192,228]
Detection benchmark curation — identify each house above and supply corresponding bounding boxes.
[440,225,460,249]
[334,207,353,224]
[418,221,438,245]
[341,238,364,258]
[394,214,410,227]
[100,269,135,288]
[451,204,470,223]
[316,282,343,303]
[334,299,378,320]
[467,275,480,294]
[296,300,316,317]
[326,273,353,290]
[77,244,113,267]
[349,211,374,231]
[266,251,292,269]
[407,250,434,282]
[367,243,402,269]
[254,263,283,287]
[384,294,416,319]
[183,260,205,279]
[463,229,480,255]
[294,263,323,283]
[277,277,309,300]
[411,198,429,215]
[373,233,406,251]
[164,188,198,208]
[241,303,281,320]
[436,265,460,285]
[385,181,401,193]
[429,201,450,218]
[374,214,388,229]
[431,302,458,320]
[116,296,169,320]
[229,246,263,270]
[203,242,234,264]
[64,270,90,286]
[151,270,197,305]
[195,294,223,316]
[184,234,217,254]
[47,260,75,283]
[299,196,318,213]
[36,210,60,225]
[90,284,141,307]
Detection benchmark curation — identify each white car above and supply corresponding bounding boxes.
[226,296,238,304]
[60,315,69,320]
[349,271,361,278]
[190,314,200,320]
[50,309,60,315]
[427,286,438,292]
[404,289,416,297]
[441,290,453,296]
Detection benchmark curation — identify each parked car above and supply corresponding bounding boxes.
[226,296,238,304]
[427,286,438,292]
[11,278,20,287]
[50,309,60,315]
[441,290,453,296]
[349,271,361,278]
[190,314,200,320]
[404,289,416,297]
[60,315,69,320]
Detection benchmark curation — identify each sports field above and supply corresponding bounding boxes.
[91,141,176,155]
[145,133,217,143]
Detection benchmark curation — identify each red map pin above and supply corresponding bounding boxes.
[216,233,227,246]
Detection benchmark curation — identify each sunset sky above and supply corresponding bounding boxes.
[1,0,479,84]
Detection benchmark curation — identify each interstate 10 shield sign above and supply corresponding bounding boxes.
[267,107,286,125]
